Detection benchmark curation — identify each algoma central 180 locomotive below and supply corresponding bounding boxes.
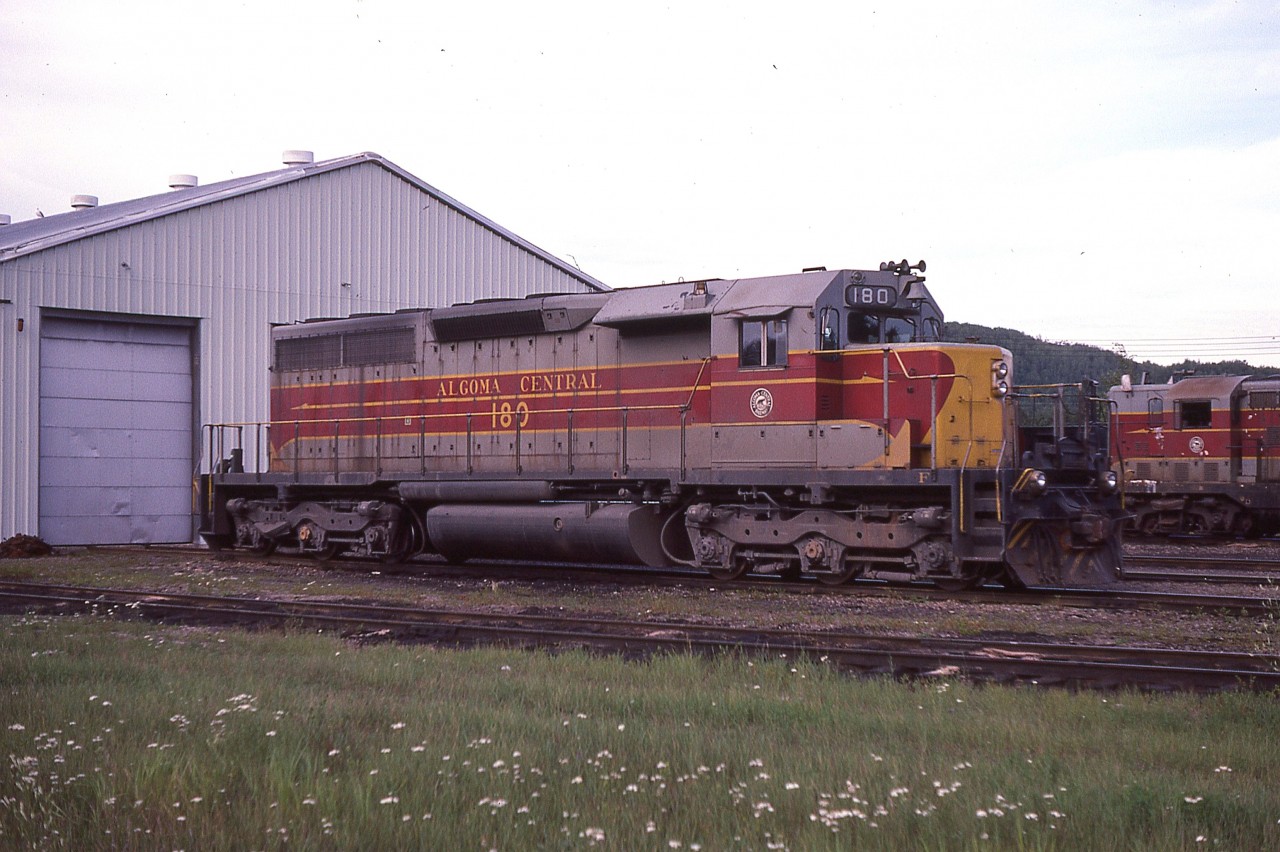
[200,262,1125,588]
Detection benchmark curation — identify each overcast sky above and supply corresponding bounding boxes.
[3,1,1278,365]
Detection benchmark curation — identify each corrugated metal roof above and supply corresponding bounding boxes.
[0,151,609,292]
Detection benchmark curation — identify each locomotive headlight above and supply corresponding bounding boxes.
[991,361,1010,397]
[1014,468,1048,498]
[1099,470,1119,493]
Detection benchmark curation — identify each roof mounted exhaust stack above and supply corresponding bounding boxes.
[282,150,314,167]
[168,174,198,190]
[71,194,99,210]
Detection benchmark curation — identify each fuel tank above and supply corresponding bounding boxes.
[423,502,673,567]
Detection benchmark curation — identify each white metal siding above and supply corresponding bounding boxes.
[0,158,601,540]
[39,317,194,544]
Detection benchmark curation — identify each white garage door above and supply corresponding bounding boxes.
[39,316,195,545]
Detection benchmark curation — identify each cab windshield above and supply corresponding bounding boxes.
[847,312,917,345]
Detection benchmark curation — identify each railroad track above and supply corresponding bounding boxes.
[2,580,1278,693]
[1123,554,1280,585]
[127,544,1280,616]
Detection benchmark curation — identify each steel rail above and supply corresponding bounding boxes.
[1125,554,1280,571]
[123,544,1280,616]
[2,581,1277,693]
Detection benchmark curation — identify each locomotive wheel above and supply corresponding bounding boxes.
[249,538,277,557]
[379,516,423,566]
[816,561,860,586]
[933,575,981,592]
[1136,514,1162,537]
[707,552,751,581]
[311,543,341,563]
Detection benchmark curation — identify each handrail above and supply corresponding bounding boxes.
[684,356,713,411]
[886,346,978,472]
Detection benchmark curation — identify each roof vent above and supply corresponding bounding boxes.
[168,174,198,190]
[282,150,314,167]
[0,214,10,226]
[71,194,99,210]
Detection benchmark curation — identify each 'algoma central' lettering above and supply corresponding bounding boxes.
[520,372,599,393]
[436,377,504,398]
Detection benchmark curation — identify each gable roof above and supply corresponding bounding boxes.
[0,151,608,292]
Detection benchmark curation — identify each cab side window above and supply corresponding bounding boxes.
[1147,398,1164,429]
[740,319,788,368]
[1176,400,1212,429]
[818,307,840,351]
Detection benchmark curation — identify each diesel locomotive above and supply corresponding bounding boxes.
[1110,372,1280,536]
[199,262,1126,588]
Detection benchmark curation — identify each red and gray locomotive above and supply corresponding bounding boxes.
[1110,373,1280,536]
[199,262,1125,588]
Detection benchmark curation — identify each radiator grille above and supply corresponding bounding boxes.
[432,309,545,342]
[275,327,416,371]
[1251,391,1279,409]
[1173,462,1190,482]
[344,328,416,366]
[275,335,341,371]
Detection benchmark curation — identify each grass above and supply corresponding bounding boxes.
[3,613,1279,850]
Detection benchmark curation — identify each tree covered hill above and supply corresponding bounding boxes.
[942,321,1275,389]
